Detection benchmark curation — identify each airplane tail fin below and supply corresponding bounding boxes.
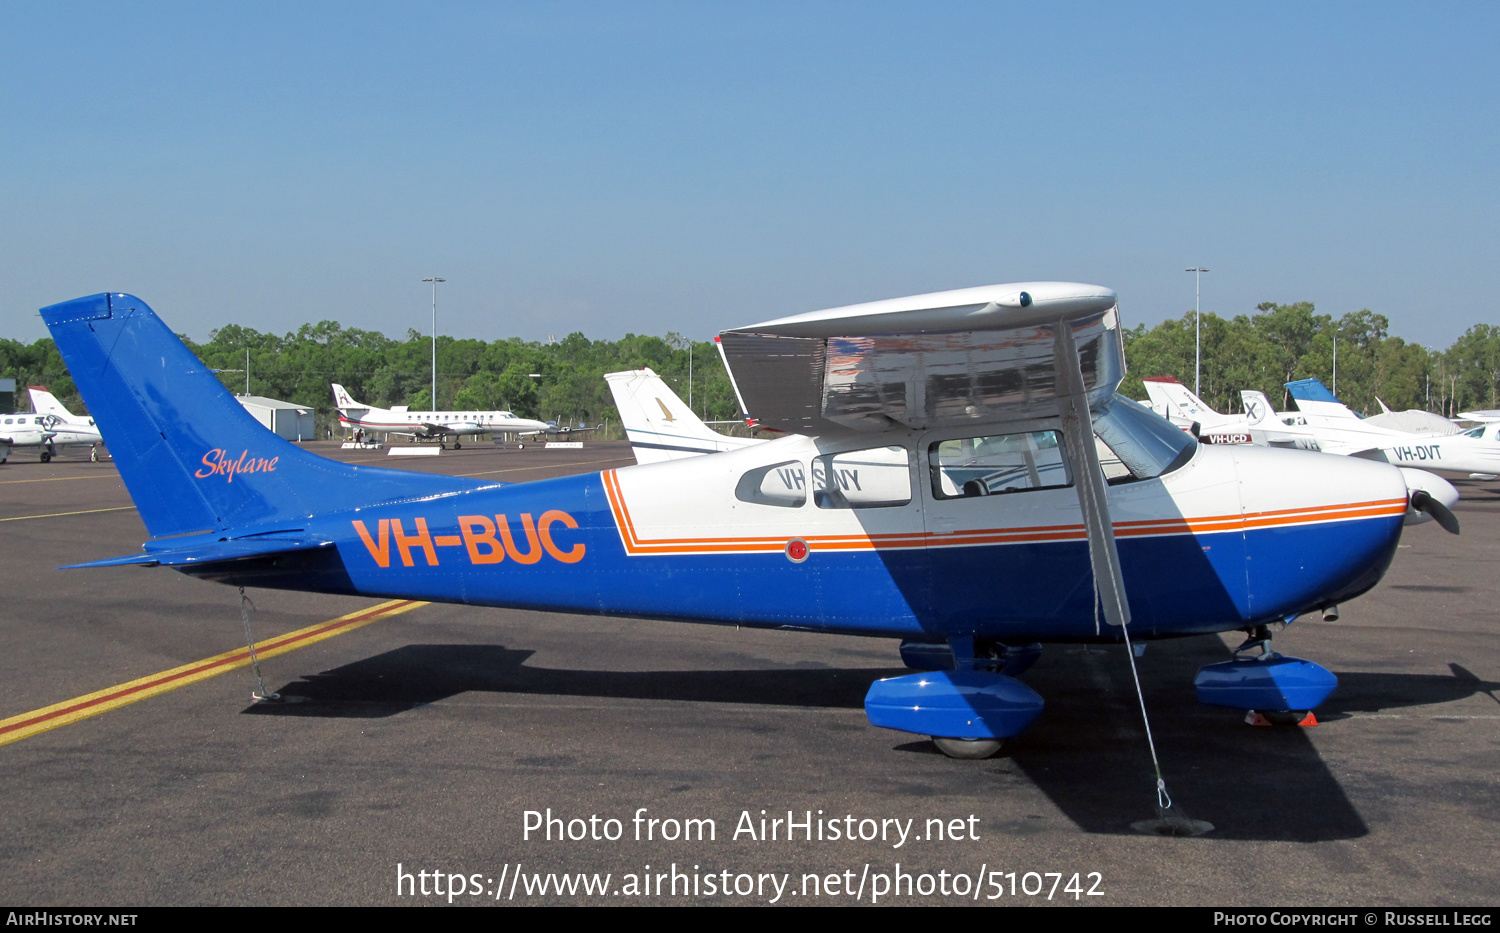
[330,383,366,411]
[1240,390,1277,428]
[1141,377,1221,421]
[604,367,754,464]
[27,386,74,420]
[41,294,478,541]
[1285,378,1360,419]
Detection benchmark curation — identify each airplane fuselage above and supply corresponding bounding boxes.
[1289,414,1500,474]
[0,413,102,455]
[189,433,1408,642]
[337,408,550,438]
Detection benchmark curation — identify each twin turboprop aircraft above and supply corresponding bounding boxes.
[331,383,555,448]
[42,284,1460,758]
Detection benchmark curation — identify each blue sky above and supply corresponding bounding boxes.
[2,2,1495,348]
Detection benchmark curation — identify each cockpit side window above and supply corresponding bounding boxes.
[929,430,1072,500]
[813,446,911,509]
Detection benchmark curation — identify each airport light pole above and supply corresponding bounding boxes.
[1186,268,1209,396]
[422,277,445,411]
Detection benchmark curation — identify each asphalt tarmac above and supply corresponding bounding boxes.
[1,440,1496,906]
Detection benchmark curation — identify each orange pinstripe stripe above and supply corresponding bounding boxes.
[601,471,1406,556]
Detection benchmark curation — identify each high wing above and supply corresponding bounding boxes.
[717,282,1122,436]
[718,281,1133,628]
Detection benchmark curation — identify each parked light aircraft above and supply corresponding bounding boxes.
[604,366,761,463]
[1275,379,1500,478]
[515,420,606,447]
[0,388,105,461]
[28,386,108,460]
[1366,398,1460,437]
[44,286,1460,759]
[332,383,551,448]
[1141,378,1318,450]
[1457,410,1500,424]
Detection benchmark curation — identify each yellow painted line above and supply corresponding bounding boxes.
[0,474,119,484]
[0,598,428,748]
[0,506,137,522]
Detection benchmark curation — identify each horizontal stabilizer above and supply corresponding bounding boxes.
[62,536,334,570]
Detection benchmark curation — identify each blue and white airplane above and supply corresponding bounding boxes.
[41,285,1460,758]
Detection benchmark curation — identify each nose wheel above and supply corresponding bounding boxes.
[1195,624,1338,719]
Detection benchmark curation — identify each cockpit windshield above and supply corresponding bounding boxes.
[1091,394,1197,481]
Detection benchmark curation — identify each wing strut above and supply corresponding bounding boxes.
[1053,324,1129,631]
[1054,324,1208,834]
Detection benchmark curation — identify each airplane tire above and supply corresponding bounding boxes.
[40,451,52,463]
[454,442,462,450]
[931,737,1004,760]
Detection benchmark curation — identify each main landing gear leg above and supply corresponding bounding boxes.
[867,637,1045,760]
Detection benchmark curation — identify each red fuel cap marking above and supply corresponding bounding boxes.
[785,538,809,563]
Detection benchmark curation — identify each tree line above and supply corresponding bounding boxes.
[0,323,739,436]
[1119,303,1500,417]
[2,302,1496,431]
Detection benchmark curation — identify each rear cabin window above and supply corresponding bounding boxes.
[735,461,806,507]
[813,446,912,509]
[929,430,1071,499]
